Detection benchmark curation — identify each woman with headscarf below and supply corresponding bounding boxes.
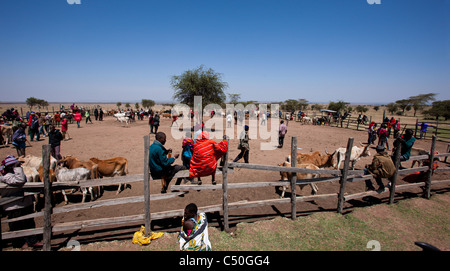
[189,131,228,185]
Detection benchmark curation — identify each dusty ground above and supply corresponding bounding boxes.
[1,111,449,250]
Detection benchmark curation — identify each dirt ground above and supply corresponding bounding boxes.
[1,112,449,250]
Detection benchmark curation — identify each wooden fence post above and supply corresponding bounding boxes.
[222,139,230,232]
[143,135,151,236]
[290,137,297,219]
[389,143,402,204]
[42,144,52,251]
[414,119,418,139]
[337,137,354,214]
[424,135,436,199]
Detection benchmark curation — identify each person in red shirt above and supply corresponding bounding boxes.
[189,131,228,185]
[61,117,71,140]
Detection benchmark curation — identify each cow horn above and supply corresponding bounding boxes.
[325,148,328,154]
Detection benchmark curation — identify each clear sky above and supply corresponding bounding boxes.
[0,0,448,104]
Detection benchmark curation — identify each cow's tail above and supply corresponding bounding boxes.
[125,159,129,174]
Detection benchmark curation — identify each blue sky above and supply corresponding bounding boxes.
[0,0,448,104]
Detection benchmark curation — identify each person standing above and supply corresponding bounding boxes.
[417,122,434,139]
[377,123,389,150]
[38,113,46,138]
[61,117,71,140]
[74,111,82,128]
[29,113,40,142]
[99,108,104,121]
[12,123,27,157]
[54,112,61,127]
[85,110,93,124]
[149,112,154,134]
[278,120,287,148]
[260,110,266,126]
[94,108,99,121]
[226,112,232,128]
[153,113,160,134]
[48,124,63,161]
[367,121,376,145]
[233,125,250,163]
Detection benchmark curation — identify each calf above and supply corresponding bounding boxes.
[55,166,95,204]
[278,161,320,198]
[334,144,371,170]
[89,157,129,194]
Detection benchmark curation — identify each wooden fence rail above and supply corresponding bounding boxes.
[1,135,449,250]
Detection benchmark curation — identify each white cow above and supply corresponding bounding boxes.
[334,144,371,170]
[19,155,57,171]
[22,166,40,182]
[55,166,95,204]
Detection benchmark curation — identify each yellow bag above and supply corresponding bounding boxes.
[132,226,164,245]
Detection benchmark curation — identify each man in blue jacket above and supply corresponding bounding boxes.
[392,129,416,169]
[149,132,186,193]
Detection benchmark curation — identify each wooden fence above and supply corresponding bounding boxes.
[315,113,450,143]
[1,135,449,251]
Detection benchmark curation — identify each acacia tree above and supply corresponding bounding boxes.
[171,65,228,107]
[141,99,155,109]
[409,93,436,117]
[328,100,349,113]
[227,93,241,104]
[26,97,48,112]
[423,100,450,120]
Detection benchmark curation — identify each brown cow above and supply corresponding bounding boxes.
[58,155,100,201]
[38,165,56,183]
[59,155,99,179]
[278,161,320,198]
[89,157,129,194]
[291,151,336,168]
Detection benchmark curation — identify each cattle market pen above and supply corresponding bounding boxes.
[1,135,449,251]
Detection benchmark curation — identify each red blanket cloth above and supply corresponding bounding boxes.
[189,131,228,178]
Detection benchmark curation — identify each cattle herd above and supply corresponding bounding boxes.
[16,154,128,208]
[278,143,371,198]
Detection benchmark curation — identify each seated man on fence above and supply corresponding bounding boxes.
[364,145,396,193]
[189,131,228,185]
[392,129,416,169]
[149,132,186,193]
